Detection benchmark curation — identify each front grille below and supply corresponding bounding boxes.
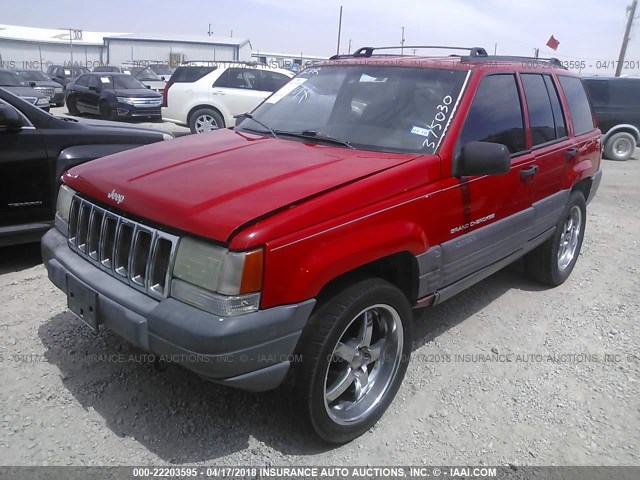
[130,97,162,107]
[35,87,54,97]
[67,196,179,300]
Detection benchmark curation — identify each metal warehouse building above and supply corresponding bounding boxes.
[104,34,252,65]
[0,24,251,70]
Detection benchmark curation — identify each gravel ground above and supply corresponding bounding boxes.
[0,154,638,467]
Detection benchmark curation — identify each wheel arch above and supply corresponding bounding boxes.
[602,124,640,146]
[186,104,226,128]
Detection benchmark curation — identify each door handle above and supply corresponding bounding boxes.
[565,147,579,159]
[520,165,539,180]
[211,89,225,95]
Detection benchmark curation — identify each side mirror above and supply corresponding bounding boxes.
[161,76,166,81]
[0,105,23,131]
[454,141,511,177]
[29,81,37,87]
[145,85,151,89]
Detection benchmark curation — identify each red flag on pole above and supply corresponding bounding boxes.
[546,35,560,51]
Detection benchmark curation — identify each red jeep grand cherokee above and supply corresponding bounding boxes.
[42,46,602,443]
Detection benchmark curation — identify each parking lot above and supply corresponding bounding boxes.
[0,150,638,466]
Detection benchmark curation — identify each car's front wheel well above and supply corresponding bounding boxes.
[187,104,225,127]
[315,252,419,308]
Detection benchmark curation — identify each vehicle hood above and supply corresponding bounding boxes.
[1,86,46,98]
[114,88,162,98]
[30,80,61,88]
[64,129,418,243]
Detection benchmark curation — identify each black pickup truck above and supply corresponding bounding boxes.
[0,87,172,247]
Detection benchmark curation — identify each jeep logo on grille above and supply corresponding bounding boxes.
[107,189,125,204]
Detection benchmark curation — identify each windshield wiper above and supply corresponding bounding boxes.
[234,113,277,138]
[279,130,355,149]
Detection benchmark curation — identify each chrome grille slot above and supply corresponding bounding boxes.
[87,209,103,260]
[68,197,80,245]
[148,236,173,298]
[114,222,134,277]
[76,203,91,252]
[66,195,179,299]
[100,215,117,269]
[130,228,153,288]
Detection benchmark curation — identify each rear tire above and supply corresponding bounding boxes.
[66,96,80,116]
[524,190,586,286]
[604,132,636,161]
[189,108,224,134]
[288,278,412,443]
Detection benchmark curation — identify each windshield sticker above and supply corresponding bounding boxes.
[64,70,71,75]
[100,77,110,83]
[266,77,308,104]
[123,71,131,75]
[411,126,433,137]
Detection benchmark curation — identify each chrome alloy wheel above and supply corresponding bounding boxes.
[613,136,633,158]
[557,205,582,271]
[323,304,404,425]
[194,114,219,133]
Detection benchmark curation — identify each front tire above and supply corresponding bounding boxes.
[289,278,412,443]
[604,132,636,161]
[189,108,224,134]
[99,100,114,121]
[66,96,80,116]
[524,190,586,286]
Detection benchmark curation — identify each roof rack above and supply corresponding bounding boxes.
[330,45,488,60]
[463,55,566,69]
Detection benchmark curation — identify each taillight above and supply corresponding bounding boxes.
[162,81,173,107]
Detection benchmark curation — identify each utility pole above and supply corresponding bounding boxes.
[401,27,405,55]
[336,6,343,55]
[494,43,497,55]
[207,23,213,36]
[616,0,638,76]
[534,48,539,59]
[69,28,74,67]
[348,38,352,54]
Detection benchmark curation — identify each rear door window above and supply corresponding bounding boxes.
[215,68,260,90]
[544,76,567,138]
[459,74,526,154]
[260,71,291,92]
[521,74,556,146]
[170,66,216,83]
[558,76,596,136]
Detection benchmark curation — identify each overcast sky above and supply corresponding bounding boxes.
[3,0,640,74]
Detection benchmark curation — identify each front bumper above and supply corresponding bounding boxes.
[116,103,162,118]
[51,92,64,105]
[42,228,315,391]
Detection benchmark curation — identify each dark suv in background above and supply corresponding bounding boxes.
[46,65,90,90]
[15,69,65,107]
[584,76,640,161]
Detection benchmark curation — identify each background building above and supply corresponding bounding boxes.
[0,24,251,70]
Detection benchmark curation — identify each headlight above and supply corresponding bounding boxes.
[170,237,264,316]
[54,184,76,234]
[36,97,50,106]
[116,97,134,105]
[54,87,63,93]
[162,133,174,141]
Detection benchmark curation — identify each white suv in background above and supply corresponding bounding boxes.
[162,63,294,133]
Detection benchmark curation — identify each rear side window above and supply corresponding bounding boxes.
[522,74,556,146]
[544,76,567,138]
[609,80,640,106]
[260,71,290,92]
[558,76,595,136]
[75,75,89,87]
[459,74,525,154]
[170,66,216,83]
[215,68,259,89]
[584,80,609,106]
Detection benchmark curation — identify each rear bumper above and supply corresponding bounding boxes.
[42,228,315,391]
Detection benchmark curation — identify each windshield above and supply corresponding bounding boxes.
[0,71,23,86]
[239,65,469,154]
[16,71,48,81]
[133,68,162,81]
[103,75,146,89]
